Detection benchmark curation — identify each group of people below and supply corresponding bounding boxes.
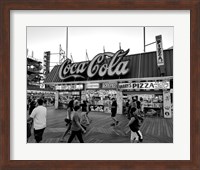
[27,95,53,143]
[27,95,144,143]
[27,98,47,143]
[112,96,144,143]
[124,96,144,119]
[27,96,91,143]
[59,98,90,143]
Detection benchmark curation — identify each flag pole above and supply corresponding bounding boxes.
[86,49,89,61]
[70,53,74,63]
[66,27,68,60]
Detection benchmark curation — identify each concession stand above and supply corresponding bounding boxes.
[44,38,173,118]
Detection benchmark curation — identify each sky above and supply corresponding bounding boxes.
[27,26,173,70]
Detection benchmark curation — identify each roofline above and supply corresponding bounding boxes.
[127,48,173,56]
[44,76,173,85]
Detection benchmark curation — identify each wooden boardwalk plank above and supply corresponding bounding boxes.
[28,107,173,143]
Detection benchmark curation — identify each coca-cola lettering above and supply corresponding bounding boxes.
[107,50,129,76]
[59,59,88,80]
[87,53,105,77]
[59,49,130,80]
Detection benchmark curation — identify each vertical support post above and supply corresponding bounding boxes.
[116,91,123,115]
[55,91,59,109]
[66,26,68,60]
[143,27,145,53]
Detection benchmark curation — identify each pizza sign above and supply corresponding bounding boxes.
[118,81,170,90]
[156,35,165,66]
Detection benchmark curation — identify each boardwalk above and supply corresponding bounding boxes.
[28,107,173,143]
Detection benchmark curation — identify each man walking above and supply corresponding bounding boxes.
[27,98,47,143]
[110,98,119,126]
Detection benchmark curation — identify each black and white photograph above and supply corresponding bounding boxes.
[27,26,173,143]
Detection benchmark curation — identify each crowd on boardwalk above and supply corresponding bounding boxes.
[27,95,144,143]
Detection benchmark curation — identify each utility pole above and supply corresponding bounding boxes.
[66,27,68,59]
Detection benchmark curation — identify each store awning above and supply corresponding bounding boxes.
[44,49,173,84]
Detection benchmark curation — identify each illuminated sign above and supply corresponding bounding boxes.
[86,83,100,89]
[59,49,130,80]
[102,82,117,89]
[156,35,165,66]
[55,84,83,90]
[118,81,170,90]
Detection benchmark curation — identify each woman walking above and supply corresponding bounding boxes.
[68,101,86,143]
[59,98,74,142]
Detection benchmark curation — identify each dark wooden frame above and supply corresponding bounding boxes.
[0,0,200,170]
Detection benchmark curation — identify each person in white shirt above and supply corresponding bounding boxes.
[27,98,47,143]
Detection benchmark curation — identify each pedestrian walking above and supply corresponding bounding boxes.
[125,99,130,116]
[81,100,90,125]
[27,98,47,143]
[127,96,137,120]
[135,96,141,113]
[139,97,144,115]
[68,101,86,143]
[28,97,36,115]
[60,98,74,142]
[110,98,119,126]
[127,107,144,143]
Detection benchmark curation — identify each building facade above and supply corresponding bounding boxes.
[44,48,173,118]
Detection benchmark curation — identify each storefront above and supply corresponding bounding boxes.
[83,82,117,113]
[27,90,56,107]
[54,84,83,108]
[44,47,173,118]
[118,80,173,118]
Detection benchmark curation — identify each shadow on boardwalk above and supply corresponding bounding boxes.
[28,107,173,143]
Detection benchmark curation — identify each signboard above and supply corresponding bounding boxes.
[86,83,100,89]
[27,90,56,94]
[89,105,104,112]
[71,91,80,95]
[102,82,117,89]
[43,51,50,77]
[163,90,172,118]
[156,35,165,66]
[59,49,130,80]
[118,81,170,90]
[55,84,83,90]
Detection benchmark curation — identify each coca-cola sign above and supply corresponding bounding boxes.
[59,49,130,80]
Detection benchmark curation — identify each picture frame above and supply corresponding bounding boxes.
[0,0,199,170]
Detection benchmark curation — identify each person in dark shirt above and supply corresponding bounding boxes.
[127,107,144,143]
[28,98,36,115]
[110,98,119,126]
[125,99,130,115]
[135,96,141,112]
[81,100,87,112]
[68,98,74,111]
[80,100,90,125]
[127,97,137,120]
